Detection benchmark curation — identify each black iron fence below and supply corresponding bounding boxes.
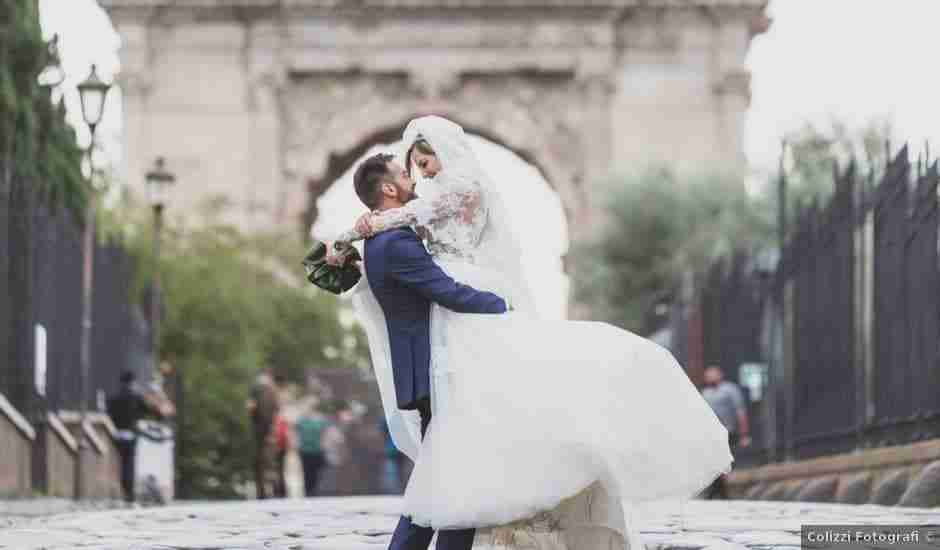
[867,148,940,447]
[660,146,940,466]
[780,162,860,461]
[1,168,147,422]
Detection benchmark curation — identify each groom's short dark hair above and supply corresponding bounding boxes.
[353,153,394,209]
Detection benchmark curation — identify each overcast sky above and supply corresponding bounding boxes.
[745,0,940,175]
[38,0,940,317]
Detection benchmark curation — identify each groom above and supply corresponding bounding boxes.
[351,153,508,550]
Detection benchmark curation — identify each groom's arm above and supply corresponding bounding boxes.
[386,232,507,314]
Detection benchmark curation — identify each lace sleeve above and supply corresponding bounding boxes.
[335,179,483,244]
[333,224,370,246]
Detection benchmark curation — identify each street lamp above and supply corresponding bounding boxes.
[77,64,109,134]
[145,157,176,496]
[145,157,175,376]
[75,64,111,501]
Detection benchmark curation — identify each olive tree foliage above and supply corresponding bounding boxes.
[102,194,368,498]
[1,1,86,212]
[572,168,774,331]
[782,118,894,209]
[570,119,894,333]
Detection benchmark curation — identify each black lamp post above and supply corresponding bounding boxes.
[144,157,174,383]
[145,157,177,497]
[75,64,111,501]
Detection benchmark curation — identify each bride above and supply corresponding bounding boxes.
[325,115,732,549]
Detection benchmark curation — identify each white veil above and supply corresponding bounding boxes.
[402,116,537,314]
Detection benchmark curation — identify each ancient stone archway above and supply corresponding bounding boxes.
[102,1,767,238]
[283,69,604,237]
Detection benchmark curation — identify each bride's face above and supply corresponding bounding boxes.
[412,150,442,179]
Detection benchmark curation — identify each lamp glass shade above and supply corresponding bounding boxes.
[77,65,110,127]
[145,158,176,208]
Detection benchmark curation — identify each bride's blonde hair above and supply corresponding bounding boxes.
[405,139,436,177]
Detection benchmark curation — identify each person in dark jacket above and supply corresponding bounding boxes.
[247,367,281,499]
[106,370,162,503]
[295,401,330,497]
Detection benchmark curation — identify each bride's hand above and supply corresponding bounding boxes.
[355,212,376,238]
[326,241,354,266]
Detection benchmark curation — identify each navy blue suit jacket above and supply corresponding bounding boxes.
[364,228,507,411]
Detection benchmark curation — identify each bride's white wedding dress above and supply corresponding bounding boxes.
[340,117,732,549]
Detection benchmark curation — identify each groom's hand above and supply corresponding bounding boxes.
[355,212,376,238]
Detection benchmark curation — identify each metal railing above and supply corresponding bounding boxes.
[659,145,940,465]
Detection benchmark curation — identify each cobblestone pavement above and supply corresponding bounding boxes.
[0,498,125,528]
[1,497,938,550]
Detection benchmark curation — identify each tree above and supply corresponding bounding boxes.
[1,2,86,420]
[572,118,895,334]
[782,118,893,210]
[108,197,367,499]
[0,0,86,212]
[571,168,774,332]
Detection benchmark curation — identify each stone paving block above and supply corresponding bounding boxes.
[641,532,731,550]
[761,482,789,501]
[796,476,838,503]
[701,541,755,550]
[744,483,768,500]
[782,480,807,501]
[835,472,872,504]
[870,468,910,505]
[898,459,940,508]
[727,531,802,546]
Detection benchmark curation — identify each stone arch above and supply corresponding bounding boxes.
[299,114,562,233]
[282,70,609,240]
[103,0,765,240]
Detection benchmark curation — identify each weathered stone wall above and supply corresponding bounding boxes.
[611,7,760,176]
[0,402,120,500]
[0,394,35,497]
[45,426,77,498]
[729,439,940,507]
[101,1,767,242]
[91,422,123,500]
[59,413,123,500]
[33,414,78,498]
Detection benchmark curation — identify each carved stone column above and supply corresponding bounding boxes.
[713,69,751,173]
